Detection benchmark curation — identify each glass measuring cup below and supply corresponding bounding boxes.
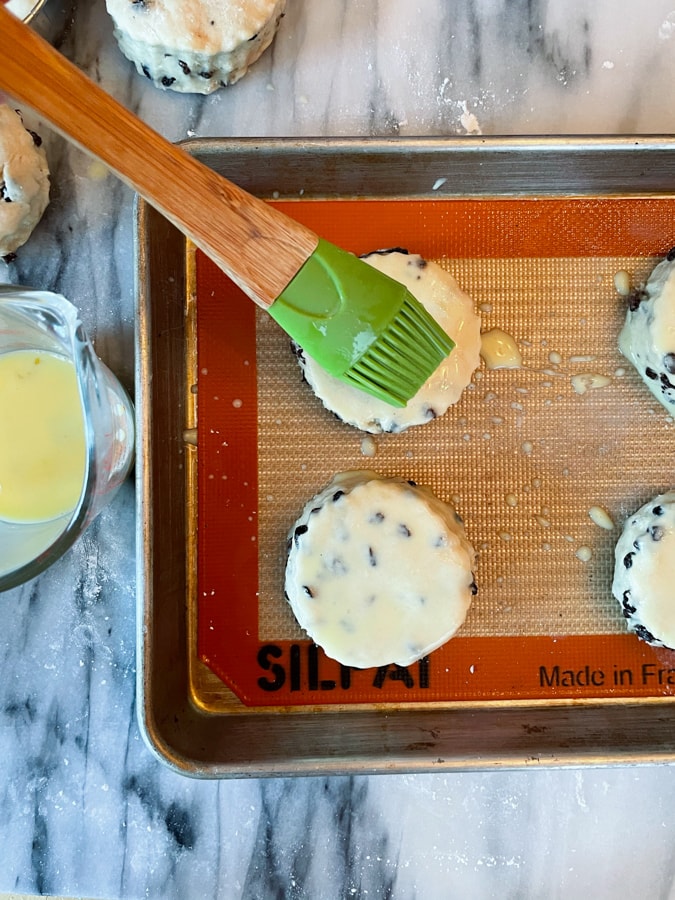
[0,286,134,591]
[5,0,72,46]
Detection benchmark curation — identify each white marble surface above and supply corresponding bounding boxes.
[1,0,675,897]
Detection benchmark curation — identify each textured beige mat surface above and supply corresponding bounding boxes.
[257,256,672,640]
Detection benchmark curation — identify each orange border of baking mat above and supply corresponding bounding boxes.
[197,197,675,708]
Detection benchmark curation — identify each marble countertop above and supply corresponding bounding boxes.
[1,1,675,898]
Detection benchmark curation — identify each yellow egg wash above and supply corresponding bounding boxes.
[0,349,86,523]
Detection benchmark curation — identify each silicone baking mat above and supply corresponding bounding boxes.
[195,197,675,708]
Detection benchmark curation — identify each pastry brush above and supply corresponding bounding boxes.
[0,6,454,406]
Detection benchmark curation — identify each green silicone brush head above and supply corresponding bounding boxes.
[337,292,455,404]
[268,239,455,407]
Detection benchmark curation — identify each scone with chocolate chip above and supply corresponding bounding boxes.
[0,104,49,260]
[293,249,481,434]
[285,470,477,668]
[619,249,675,411]
[612,492,675,648]
[105,0,286,93]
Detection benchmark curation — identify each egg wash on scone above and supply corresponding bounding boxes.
[612,492,675,650]
[284,470,477,669]
[293,249,481,434]
[619,249,675,411]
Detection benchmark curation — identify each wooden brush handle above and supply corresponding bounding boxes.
[0,6,318,308]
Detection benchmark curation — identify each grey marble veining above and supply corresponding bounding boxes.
[1,0,675,898]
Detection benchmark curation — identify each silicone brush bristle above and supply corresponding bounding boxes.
[341,292,455,406]
[269,239,455,406]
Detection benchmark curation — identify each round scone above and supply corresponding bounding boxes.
[293,249,481,433]
[612,491,675,648]
[619,249,675,411]
[105,0,286,93]
[284,470,477,668]
[0,105,49,259]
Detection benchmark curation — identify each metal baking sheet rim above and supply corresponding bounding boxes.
[135,135,675,779]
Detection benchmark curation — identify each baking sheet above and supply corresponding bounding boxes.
[194,196,675,710]
[137,137,675,776]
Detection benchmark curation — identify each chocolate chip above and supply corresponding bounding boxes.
[0,183,10,202]
[332,490,344,503]
[661,372,675,389]
[424,407,438,420]
[634,624,657,643]
[645,367,658,380]
[161,76,176,87]
[178,60,191,75]
[628,288,648,311]
[667,247,675,262]
[623,552,635,569]
[407,480,417,487]
[370,511,385,523]
[368,547,377,567]
[248,32,259,41]
[649,525,664,541]
[1,252,17,263]
[653,505,664,516]
[141,65,152,80]
[302,585,314,598]
[360,247,409,258]
[470,580,478,596]
[293,524,308,545]
[398,524,412,537]
[622,590,636,615]
[29,130,42,147]
[199,71,214,79]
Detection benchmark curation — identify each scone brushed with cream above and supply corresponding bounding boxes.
[293,249,481,433]
[285,470,477,669]
[105,0,286,93]
[619,249,675,411]
[0,104,49,258]
[612,491,675,649]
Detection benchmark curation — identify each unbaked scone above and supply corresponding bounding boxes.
[293,249,481,433]
[0,105,49,259]
[105,0,286,93]
[284,470,477,668]
[619,250,675,411]
[612,491,675,648]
